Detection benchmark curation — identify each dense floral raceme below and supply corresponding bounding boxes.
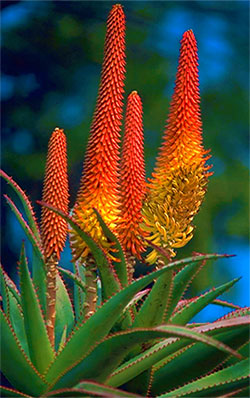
[142,30,212,264]
[70,4,126,262]
[41,128,69,260]
[117,91,148,259]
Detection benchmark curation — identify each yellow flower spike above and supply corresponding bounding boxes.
[142,30,212,264]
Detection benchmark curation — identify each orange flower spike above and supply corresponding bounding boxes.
[153,29,210,180]
[143,30,212,264]
[71,4,126,261]
[117,91,148,259]
[41,128,69,260]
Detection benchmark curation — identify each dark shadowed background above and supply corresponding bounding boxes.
[1,0,249,321]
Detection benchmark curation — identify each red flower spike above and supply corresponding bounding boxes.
[117,91,148,259]
[41,128,69,260]
[71,4,126,261]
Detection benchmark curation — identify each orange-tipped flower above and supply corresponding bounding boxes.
[71,4,126,261]
[142,30,212,264]
[117,91,148,259]
[41,128,69,260]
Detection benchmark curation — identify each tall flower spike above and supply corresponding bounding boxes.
[41,127,69,260]
[117,91,148,262]
[70,4,126,262]
[142,30,212,264]
[40,127,69,347]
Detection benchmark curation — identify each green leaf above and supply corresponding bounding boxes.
[0,169,40,242]
[212,299,240,310]
[107,322,243,388]
[0,310,48,396]
[4,194,46,309]
[44,256,194,387]
[93,208,128,287]
[58,266,86,294]
[19,244,54,373]
[0,265,10,317]
[158,359,250,397]
[53,328,185,389]
[4,194,44,267]
[72,262,86,322]
[38,201,121,301]
[165,259,205,321]
[132,271,174,328]
[0,386,32,397]
[150,324,248,395]
[55,273,75,351]
[170,277,240,325]
[47,381,142,397]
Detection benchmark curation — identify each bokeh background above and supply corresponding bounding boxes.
[1,0,249,321]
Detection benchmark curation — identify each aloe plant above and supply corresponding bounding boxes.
[1,4,249,398]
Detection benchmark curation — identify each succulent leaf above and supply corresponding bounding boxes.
[158,358,250,397]
[108,321,244,389]
[44,258,189,388]
[93,208,128,287]
[132,271,174,328]
[38,201,121,301]
[19,244,54,373]
[0,386,32,397]
[47,381,142,397]
[0,310,48,396]
[150,324,249,395]
[72,262,86,322]
[55,273,75,351]
[0,170,40,242]
[170,277,241,325]
[52,328,199,390]
[165,259,206,321]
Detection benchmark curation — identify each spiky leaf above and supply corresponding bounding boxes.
[170,277,240,325]
[132,271,174,328]
[19,244,54,373]
[0,170,40,241]
[48,381,142,397]
[0,310,47,396]
[159,359,250,397]
[38,201,121,301]
[44,257,198,387]
[93,208,128,287]
[55,273,75,351]
[0,386,32,397]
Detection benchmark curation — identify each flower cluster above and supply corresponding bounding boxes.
[41,10,211,268]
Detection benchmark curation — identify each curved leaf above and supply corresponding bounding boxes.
[44,257,192,387]
[107,323,243,388]
[0,310,48,396]
[55,273,75,351]
[158,359,250,397]
[48,382,142,397]
[0,169,40,242]
[93,208,128,287]
[4,195,44,266]
[0,386,31,397]
[19,244,54,373]
[170,277,240,325]
[38,201,121,301]
[132,271,173,328]
[166,259,206,321]
[150,325,248,395]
